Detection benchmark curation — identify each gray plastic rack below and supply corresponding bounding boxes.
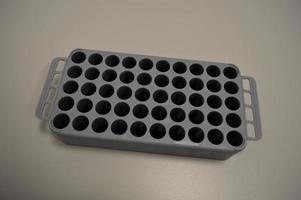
[36,49,262,160]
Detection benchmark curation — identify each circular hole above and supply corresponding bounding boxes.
[150,123,166,139]
[173,62,187,74]
[111,119,127,135]
[117,86,132,100]
[122,57,136,68]
[139,58,153,70]
[189,93,204,107]
[153,90,168,103]
[71,51,86,63]
[226,113,241,128]
[151,106,167,121]
[99,84,114,98]
[133,104,149,119]
[206,65,220,77]
[85,67,100,80]
[227,131,243,146]
[92,117,108,133]
[105,55,120,67]
[207,112,223,126]
[154,74,169,87]
[52,113,70,129]
[72,116,89,131]
[172,76,186,89]
[81,82,96,96]
[189,110,204,124]
[102,69,117,82]
[77,99,93,113]
[170,108,186,122]
[223,66,238,79]
[190,63,203,75]
[225,97,240,110]
[58,96,74,111]
[120,71,134,84]
[189,78,203,91]
[130,121,147,137]
[156,60,170,72]
[67,66,82,78]
[88,53,103,65]
[135,88,150,102]
[171,92,186,105]
[137,73,152,85]
[169,125,185,141]
[207,95,222,109]
[63,81,78,94]
[224,81,239,94]
[95,100,111,115]
[207,80,221,93]
[188,127,204,143]
[208,129,224,145]
[114,102,130,117]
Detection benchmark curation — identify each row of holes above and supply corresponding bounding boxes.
[53,114,244,146]
[71,51,238,79]
[62,79,239,99]
[59,91,240,114]
[58,97,241,127]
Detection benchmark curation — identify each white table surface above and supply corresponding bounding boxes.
[0,0,300,199]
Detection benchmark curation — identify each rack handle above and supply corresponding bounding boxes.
[36,57,66,120]
[242,76,262,141]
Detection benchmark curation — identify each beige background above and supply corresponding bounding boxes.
[0,0,301,199]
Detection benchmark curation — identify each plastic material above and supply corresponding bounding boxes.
[36,49,262,160]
